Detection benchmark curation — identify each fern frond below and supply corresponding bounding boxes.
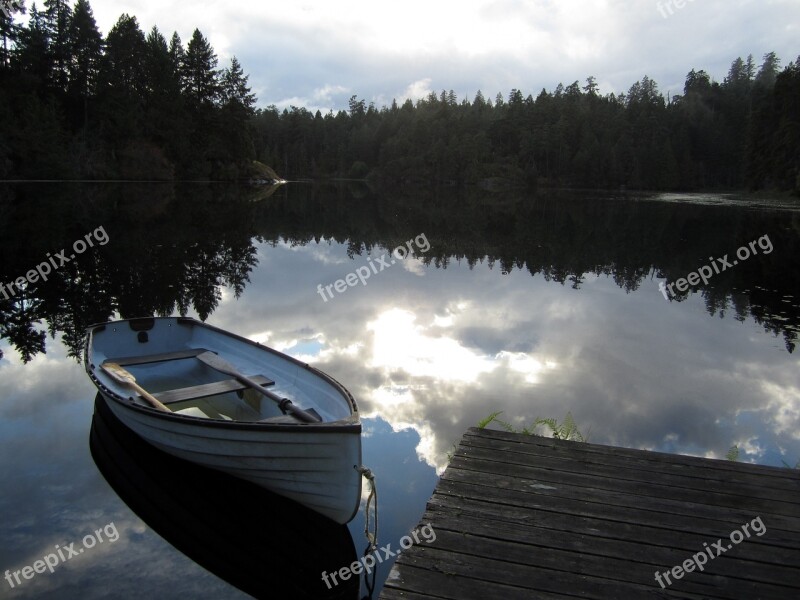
[446,442,458,463]
[534,417,558,433]
[479,410,586,442]
[477,411,503,429]
[493,418,517,433]
[725,445,740,462]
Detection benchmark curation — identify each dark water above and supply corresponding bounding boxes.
[1,183,799,598]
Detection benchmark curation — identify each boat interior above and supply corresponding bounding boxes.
[100,347,296,422]
[90,318,353,423]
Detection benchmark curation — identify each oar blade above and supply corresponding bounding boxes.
[196,351,237,376]
[102,362,137,385]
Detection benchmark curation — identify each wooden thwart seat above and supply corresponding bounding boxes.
[151,375,275,406]
[102,348,210,367]
[100,349,276,406]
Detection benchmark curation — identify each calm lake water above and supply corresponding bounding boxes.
[1,183,799,598]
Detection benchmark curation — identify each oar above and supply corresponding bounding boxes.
[101,362,172,413]
[196,351,321,423]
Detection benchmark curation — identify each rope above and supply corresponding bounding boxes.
[357,466,378,552]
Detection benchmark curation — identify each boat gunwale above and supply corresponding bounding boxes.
[84,316,361,434]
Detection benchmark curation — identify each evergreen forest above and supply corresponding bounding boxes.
[1,1,798,191]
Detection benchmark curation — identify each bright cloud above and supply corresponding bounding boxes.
[79,0,799,110]
[367,308,496,383]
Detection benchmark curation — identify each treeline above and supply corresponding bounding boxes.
[0,183,261,361]
[2,183,798,362]
[0,0,258,180]
[248,185,799,353]
[253,54,800,191]
[1,2,798,191]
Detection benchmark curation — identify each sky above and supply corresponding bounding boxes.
[66,0,800,112]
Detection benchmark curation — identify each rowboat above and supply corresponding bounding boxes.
[90,393,360,600]
[84,316,362,524]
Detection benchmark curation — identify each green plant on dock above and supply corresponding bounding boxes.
[726,445,740,461]
[725,444,798,469]
[478,411,587,442]
[445,442,458,463]
[477,411,505,429]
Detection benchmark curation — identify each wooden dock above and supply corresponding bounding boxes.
[379,427,800,599]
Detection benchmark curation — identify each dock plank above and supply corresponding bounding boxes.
[441,461,800,534]
[419,509,798,589]
[463,428,800,484]
[461,431,800,492]
[379,428,800,599]
[450,448,799,516]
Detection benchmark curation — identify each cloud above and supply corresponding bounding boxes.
[192,238,800,475]
[397,78,434,104]
[271,84,352,113]
[78,0,800,110]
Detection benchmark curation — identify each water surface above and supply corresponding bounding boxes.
[1,183,798,597]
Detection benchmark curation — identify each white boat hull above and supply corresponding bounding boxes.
[86,317,362,524]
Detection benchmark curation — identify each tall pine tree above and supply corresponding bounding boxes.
[67,0,102,100]
[43,0,70,92]
[98,14,146,145]
[183,28,218,107]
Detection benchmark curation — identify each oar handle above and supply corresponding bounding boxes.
[131,382,172,412]
[237,374,321,423]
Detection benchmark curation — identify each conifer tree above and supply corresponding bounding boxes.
[219,56,255,112]
[183,28,218,106]
[67,0,102,99]
[43,0,70,91]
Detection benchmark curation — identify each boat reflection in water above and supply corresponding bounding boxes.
[90,394,360,600]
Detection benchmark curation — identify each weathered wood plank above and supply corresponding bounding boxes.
[422,530,794,599]
[389,546,709,600]
[447,451,799,517]
[379,429,800,600]
[464,428,800,483]
[428,481,800,556]
[416,511,799,591]
[458,433,800,493]
[379,587,455,600]
[381,563,564,600]
[441,460,800,533]
[153,374,274,405]
[440,465,800,535]
[102,347,210,367]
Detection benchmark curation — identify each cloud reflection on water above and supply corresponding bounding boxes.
[206,238,800,477]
